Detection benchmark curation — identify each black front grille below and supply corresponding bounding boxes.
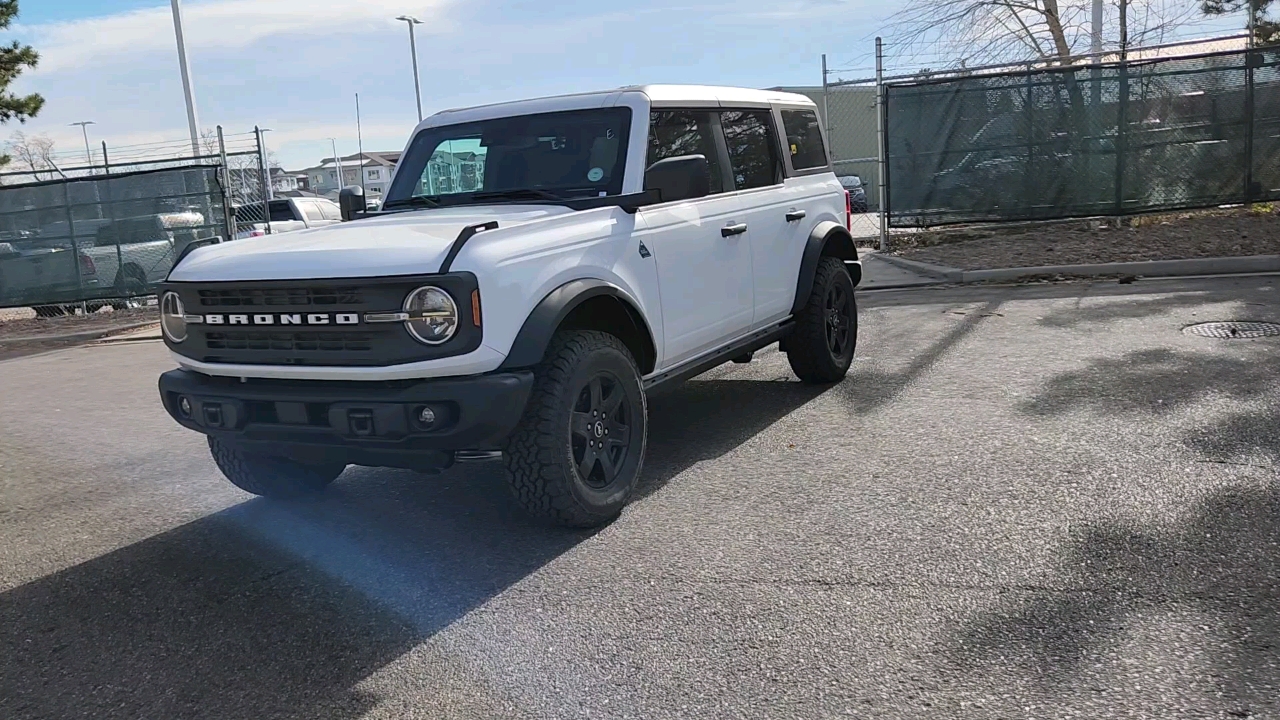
[206,331,375,353]
[198,287,366,307]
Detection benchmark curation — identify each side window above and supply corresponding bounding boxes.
[780,109,829,171]
[719,110,781,191]
[300,201,325,222]
[647,110,724,195]
[267,200,297,222]
[318,201,342,221]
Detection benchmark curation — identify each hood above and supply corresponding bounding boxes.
[168,204,573,282]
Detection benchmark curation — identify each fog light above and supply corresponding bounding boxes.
[178,396,192,418]
[418,406,436,425]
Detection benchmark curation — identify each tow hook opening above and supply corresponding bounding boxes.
[348,409,375,436]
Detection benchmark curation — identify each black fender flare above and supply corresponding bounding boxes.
[498,278,657,371]
[790,221,862,316]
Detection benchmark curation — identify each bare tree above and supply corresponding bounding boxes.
[882,0,1203,69]
[5,130,55,180]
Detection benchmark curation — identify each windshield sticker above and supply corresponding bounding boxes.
[587,167,605,182]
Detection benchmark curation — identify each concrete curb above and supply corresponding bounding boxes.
[0,320,160,346]
[877,253,1280,284]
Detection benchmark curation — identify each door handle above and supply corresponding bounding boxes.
[785,209,806,222]
[721,222,748,237]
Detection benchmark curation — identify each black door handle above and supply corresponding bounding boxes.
[721,222,748,237]
[785,209,806,222]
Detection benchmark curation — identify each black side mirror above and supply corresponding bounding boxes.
[338,186,365,221]
[644,155,710,203]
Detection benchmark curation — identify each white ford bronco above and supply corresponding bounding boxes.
[157,85,862,527]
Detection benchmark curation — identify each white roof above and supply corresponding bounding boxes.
[432,84,815,120]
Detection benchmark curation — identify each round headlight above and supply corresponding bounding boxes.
[161,291,187,343]
[403,286,458,345]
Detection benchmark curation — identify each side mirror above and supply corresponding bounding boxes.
[338,186,365,221]
[644,155,710,203]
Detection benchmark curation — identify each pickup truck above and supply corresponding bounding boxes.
[233,198,343,239]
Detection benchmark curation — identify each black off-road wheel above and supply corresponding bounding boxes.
[208,437,346,499]
[504,329,647,528]
[786,256,857,384]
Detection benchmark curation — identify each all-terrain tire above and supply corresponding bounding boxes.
[504,329,647,528]
[208,437,345,499]
[786,256,857,384]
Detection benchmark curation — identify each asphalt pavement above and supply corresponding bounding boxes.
[3,275,1279,719]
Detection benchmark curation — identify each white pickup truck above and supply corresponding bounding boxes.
[233,198,343,239]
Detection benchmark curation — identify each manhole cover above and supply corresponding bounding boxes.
[1182,321,1280,339]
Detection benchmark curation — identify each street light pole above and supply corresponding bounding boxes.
[258,127,274,200]
[69,121,96,168]
[329,138,344,192]
[396,15,424,122]
[170,0,201,157]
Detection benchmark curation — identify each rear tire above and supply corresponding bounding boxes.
[208,437,345,499]
[786,256,857,384]
[504,329,647,528]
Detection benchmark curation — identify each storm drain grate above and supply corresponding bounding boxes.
[1182,321,1280,339]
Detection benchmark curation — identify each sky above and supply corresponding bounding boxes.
[8,0,1250,172]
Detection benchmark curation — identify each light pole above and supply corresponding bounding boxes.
[258,127,274,200]
[169,0,201,157]
[69,121,95,168]
[328,138,344,192]
[396,15,424,122]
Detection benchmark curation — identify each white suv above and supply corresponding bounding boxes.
[157,85,862,527]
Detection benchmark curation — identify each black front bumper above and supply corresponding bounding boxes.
[158,369,533,470]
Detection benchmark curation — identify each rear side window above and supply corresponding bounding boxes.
[647,111,725,195]
[299,201,325,222]
[780,109,829,171]
[719,110,781,191]
[268,200,296,222]
[318,201,342,221]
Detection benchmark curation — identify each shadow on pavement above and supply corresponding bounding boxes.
[0,376,826,720]
[945,334,1280,715]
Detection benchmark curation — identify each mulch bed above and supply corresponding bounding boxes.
[889,208,1280,271]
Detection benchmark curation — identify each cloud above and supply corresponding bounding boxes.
[18,0,454,75]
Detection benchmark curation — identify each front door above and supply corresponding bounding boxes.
[636,109,754,370]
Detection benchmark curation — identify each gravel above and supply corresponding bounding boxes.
[890,208,1280,270]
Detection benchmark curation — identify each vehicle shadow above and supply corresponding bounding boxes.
[0,375,828,720]
[942,340,1280,714]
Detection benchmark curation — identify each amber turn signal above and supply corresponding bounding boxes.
[471,289,481,327]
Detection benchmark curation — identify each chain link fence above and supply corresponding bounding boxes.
[881,45,1280,227]
[0,128,263,312]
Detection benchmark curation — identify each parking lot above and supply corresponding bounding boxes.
[3,276,1279,719]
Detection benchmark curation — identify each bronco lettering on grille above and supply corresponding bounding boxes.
[200,313,360,326]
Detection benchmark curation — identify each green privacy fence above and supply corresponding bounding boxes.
[884,47,1280,227]
[0,165,227,310]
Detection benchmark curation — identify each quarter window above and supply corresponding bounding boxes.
[300,201,325,222]
[647,111,725,195]
[719,110,781,191]
[780,109,829,170]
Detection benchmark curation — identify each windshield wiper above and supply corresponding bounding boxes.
[381,195,440,210]
[466,188,565,203]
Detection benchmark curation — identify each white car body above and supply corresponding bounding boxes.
[233,197,343,240]
[170,85,850,382]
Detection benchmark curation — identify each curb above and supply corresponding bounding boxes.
[0,320,160,346]
[876,253,1280,284]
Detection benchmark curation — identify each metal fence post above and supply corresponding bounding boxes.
[61,180,85,306]
[875,36,889,251]
[1244,49,1257,204]
[217,126,234,242]
[101,141,124,297]
[255,126,271,234]
[1114,57,1129,215]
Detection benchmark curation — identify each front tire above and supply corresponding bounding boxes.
[504,329,647,528]
[208,437,345,499]
[787,256,857,384]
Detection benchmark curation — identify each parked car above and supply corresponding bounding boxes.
[0,240,99,313]
[90,212,210,296]
[157,84,862,528]
[838,175,869,213]
[233,198,343,239]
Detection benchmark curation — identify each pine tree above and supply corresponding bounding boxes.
[1203,0,1280,46]
[0,0,42,125]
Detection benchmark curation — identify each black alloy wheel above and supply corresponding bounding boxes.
[825,281,854,362]
[570,372,635,489]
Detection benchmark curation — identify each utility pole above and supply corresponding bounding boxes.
[170,0,201,157]
[69,121,95,169]
[396,16,424,122]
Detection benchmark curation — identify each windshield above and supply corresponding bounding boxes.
[383,107,632,208]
